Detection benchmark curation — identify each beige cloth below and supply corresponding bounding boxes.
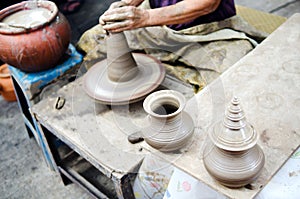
[77,2,268,92]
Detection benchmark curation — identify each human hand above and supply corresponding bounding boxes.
[99,5,149,33]
[99,1,127,26]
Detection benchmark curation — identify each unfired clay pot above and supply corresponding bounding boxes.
[83,32,165,105]
[106,32,139,82]
[0,1,71,72]
[143,90,194,152]
[203,97,265,188]
[0,64,16,102]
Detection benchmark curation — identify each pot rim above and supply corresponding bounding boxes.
[0,0,58,35]
[143,90,186,118]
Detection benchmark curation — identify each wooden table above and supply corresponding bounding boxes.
[32,13,300,199]
[32,72,193,198]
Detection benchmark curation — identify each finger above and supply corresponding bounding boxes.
[102,20,131,32]
[106,26,131,33]
[99,9,111,25]
[104,6,133,16]
[109,27,130,33]
[100,2,129,25]
[99,15,105,25]
[101,12,131,23]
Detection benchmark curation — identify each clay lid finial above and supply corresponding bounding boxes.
[223,96,246,130]
[209,96,259,151]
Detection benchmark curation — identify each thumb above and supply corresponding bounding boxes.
[109,1,128,9]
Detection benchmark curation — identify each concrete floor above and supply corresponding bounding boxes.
[1,0,300,199]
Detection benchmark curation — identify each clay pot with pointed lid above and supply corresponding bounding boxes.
[203,97,265,188]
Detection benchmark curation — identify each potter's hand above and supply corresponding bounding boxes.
[99,5,149,33]
[99,1,127,26]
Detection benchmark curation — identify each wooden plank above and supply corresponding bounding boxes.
[142,13,300,199]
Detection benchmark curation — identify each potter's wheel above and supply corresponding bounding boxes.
[84,53,165,105]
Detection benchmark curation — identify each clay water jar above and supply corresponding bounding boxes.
[143,90,194,152]
[0,1,71,72]
[0,64,16,102]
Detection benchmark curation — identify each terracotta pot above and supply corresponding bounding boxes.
[0,64,17,102]
[143,90,194,152]
[0,1,71,72]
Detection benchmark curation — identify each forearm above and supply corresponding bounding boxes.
[146,0,221,26]
[100,0,222,32]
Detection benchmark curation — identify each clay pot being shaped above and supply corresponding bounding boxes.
[83,31,165,105]
[106,32,139,82]
[143,90,194,152]
[203,97,265,188]
[0,64,16,102]
[0,1,71,72]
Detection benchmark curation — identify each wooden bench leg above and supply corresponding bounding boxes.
[113,174,136,199]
